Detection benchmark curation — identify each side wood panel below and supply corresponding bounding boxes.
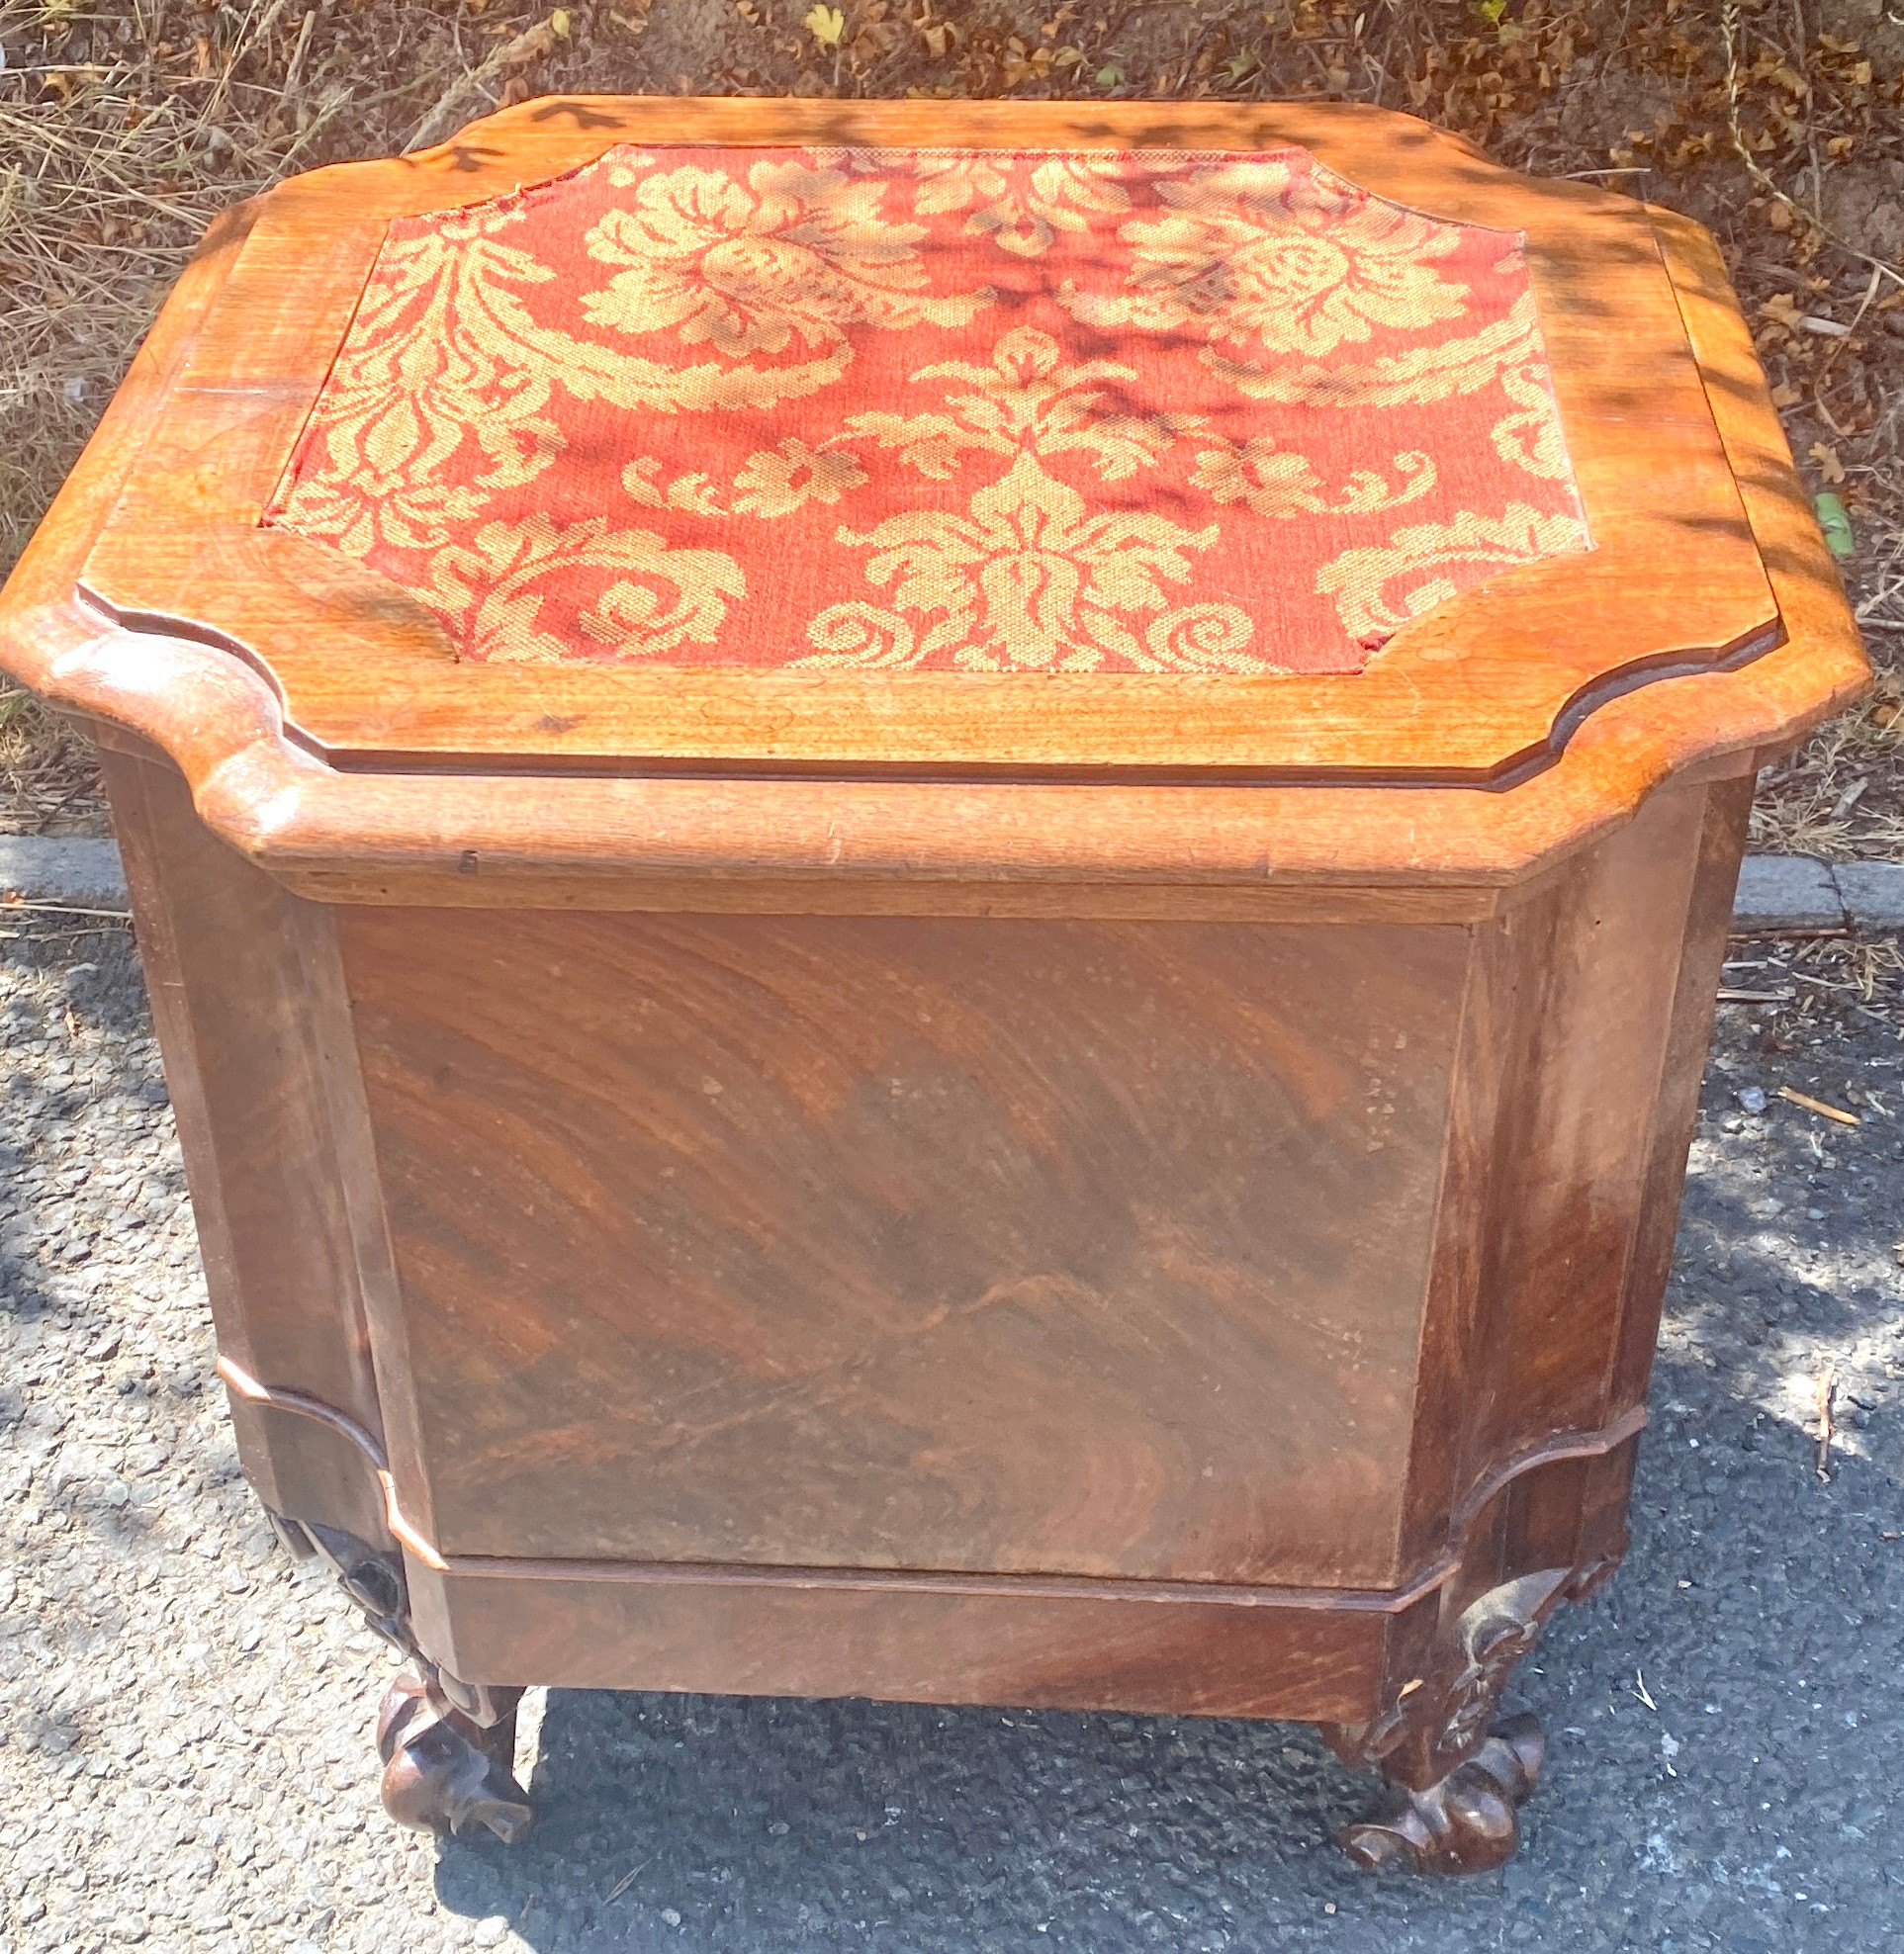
[103,749,385,1435]
[1441,772,1733,1506]
[1608,771,1754,1407]
[339,907,1475,1587]
[100,748,449,1543]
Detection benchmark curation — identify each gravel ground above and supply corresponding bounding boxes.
[4,916,1904,1953]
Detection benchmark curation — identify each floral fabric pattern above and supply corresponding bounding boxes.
[267,144,1587,673]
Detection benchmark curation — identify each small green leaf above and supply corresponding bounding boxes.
[804,4,845,47]
[1814,491,1856,560]
[1477,0,1507,20]
[1095,62,1124,87]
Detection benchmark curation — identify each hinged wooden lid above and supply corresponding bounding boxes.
[0,99,1866,890]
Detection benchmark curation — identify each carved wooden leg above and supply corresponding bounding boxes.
[267,1511,535,1843]
[1339,1714,1545,1874]
[1323,1567,1575,1875]
[378,1673,534,1844]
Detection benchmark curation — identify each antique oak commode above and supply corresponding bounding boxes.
[0,97,1865,1873]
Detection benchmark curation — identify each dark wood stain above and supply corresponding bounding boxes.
[344,909,1470,1586]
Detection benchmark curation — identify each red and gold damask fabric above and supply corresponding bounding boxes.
[267,144,1587,673]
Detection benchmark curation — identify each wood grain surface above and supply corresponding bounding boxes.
[341,904,1472,1586]
[4,110,1868,1856]
[406,1555,1386,1721]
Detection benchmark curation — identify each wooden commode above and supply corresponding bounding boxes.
[0,96,1866,1873]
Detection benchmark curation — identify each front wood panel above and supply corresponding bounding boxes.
[341,910,1472,1586]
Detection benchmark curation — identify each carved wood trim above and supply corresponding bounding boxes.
[1340,1714,1546,1874]
[264,1512,504,1721]
[377,1675,533,1845]
[1325,1566,1574,1780]
[267,1511,534,1841]
[1318,1557,1592,1875]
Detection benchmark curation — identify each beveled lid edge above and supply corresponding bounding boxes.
[0,118,1866,892]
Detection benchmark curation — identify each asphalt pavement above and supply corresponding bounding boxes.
[4,916,1903,1953]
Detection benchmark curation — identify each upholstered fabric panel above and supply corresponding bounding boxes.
[267,143,1587,673]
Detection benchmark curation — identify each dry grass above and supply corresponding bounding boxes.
[1,0,1900,846]
[0,679,101,834]
[1722,931,1904,1048]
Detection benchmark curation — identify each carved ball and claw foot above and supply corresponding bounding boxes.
[378,1673,533,1844]
[267,1511,535,1844]
[1340,1713,1545,1874]
[1325,1565,1583,1875]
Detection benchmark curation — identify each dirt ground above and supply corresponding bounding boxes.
[1,0,1900,842]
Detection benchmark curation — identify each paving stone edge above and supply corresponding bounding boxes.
[2,833,1901,931]
[1733,853,1904,932]
[0,834,133,913]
